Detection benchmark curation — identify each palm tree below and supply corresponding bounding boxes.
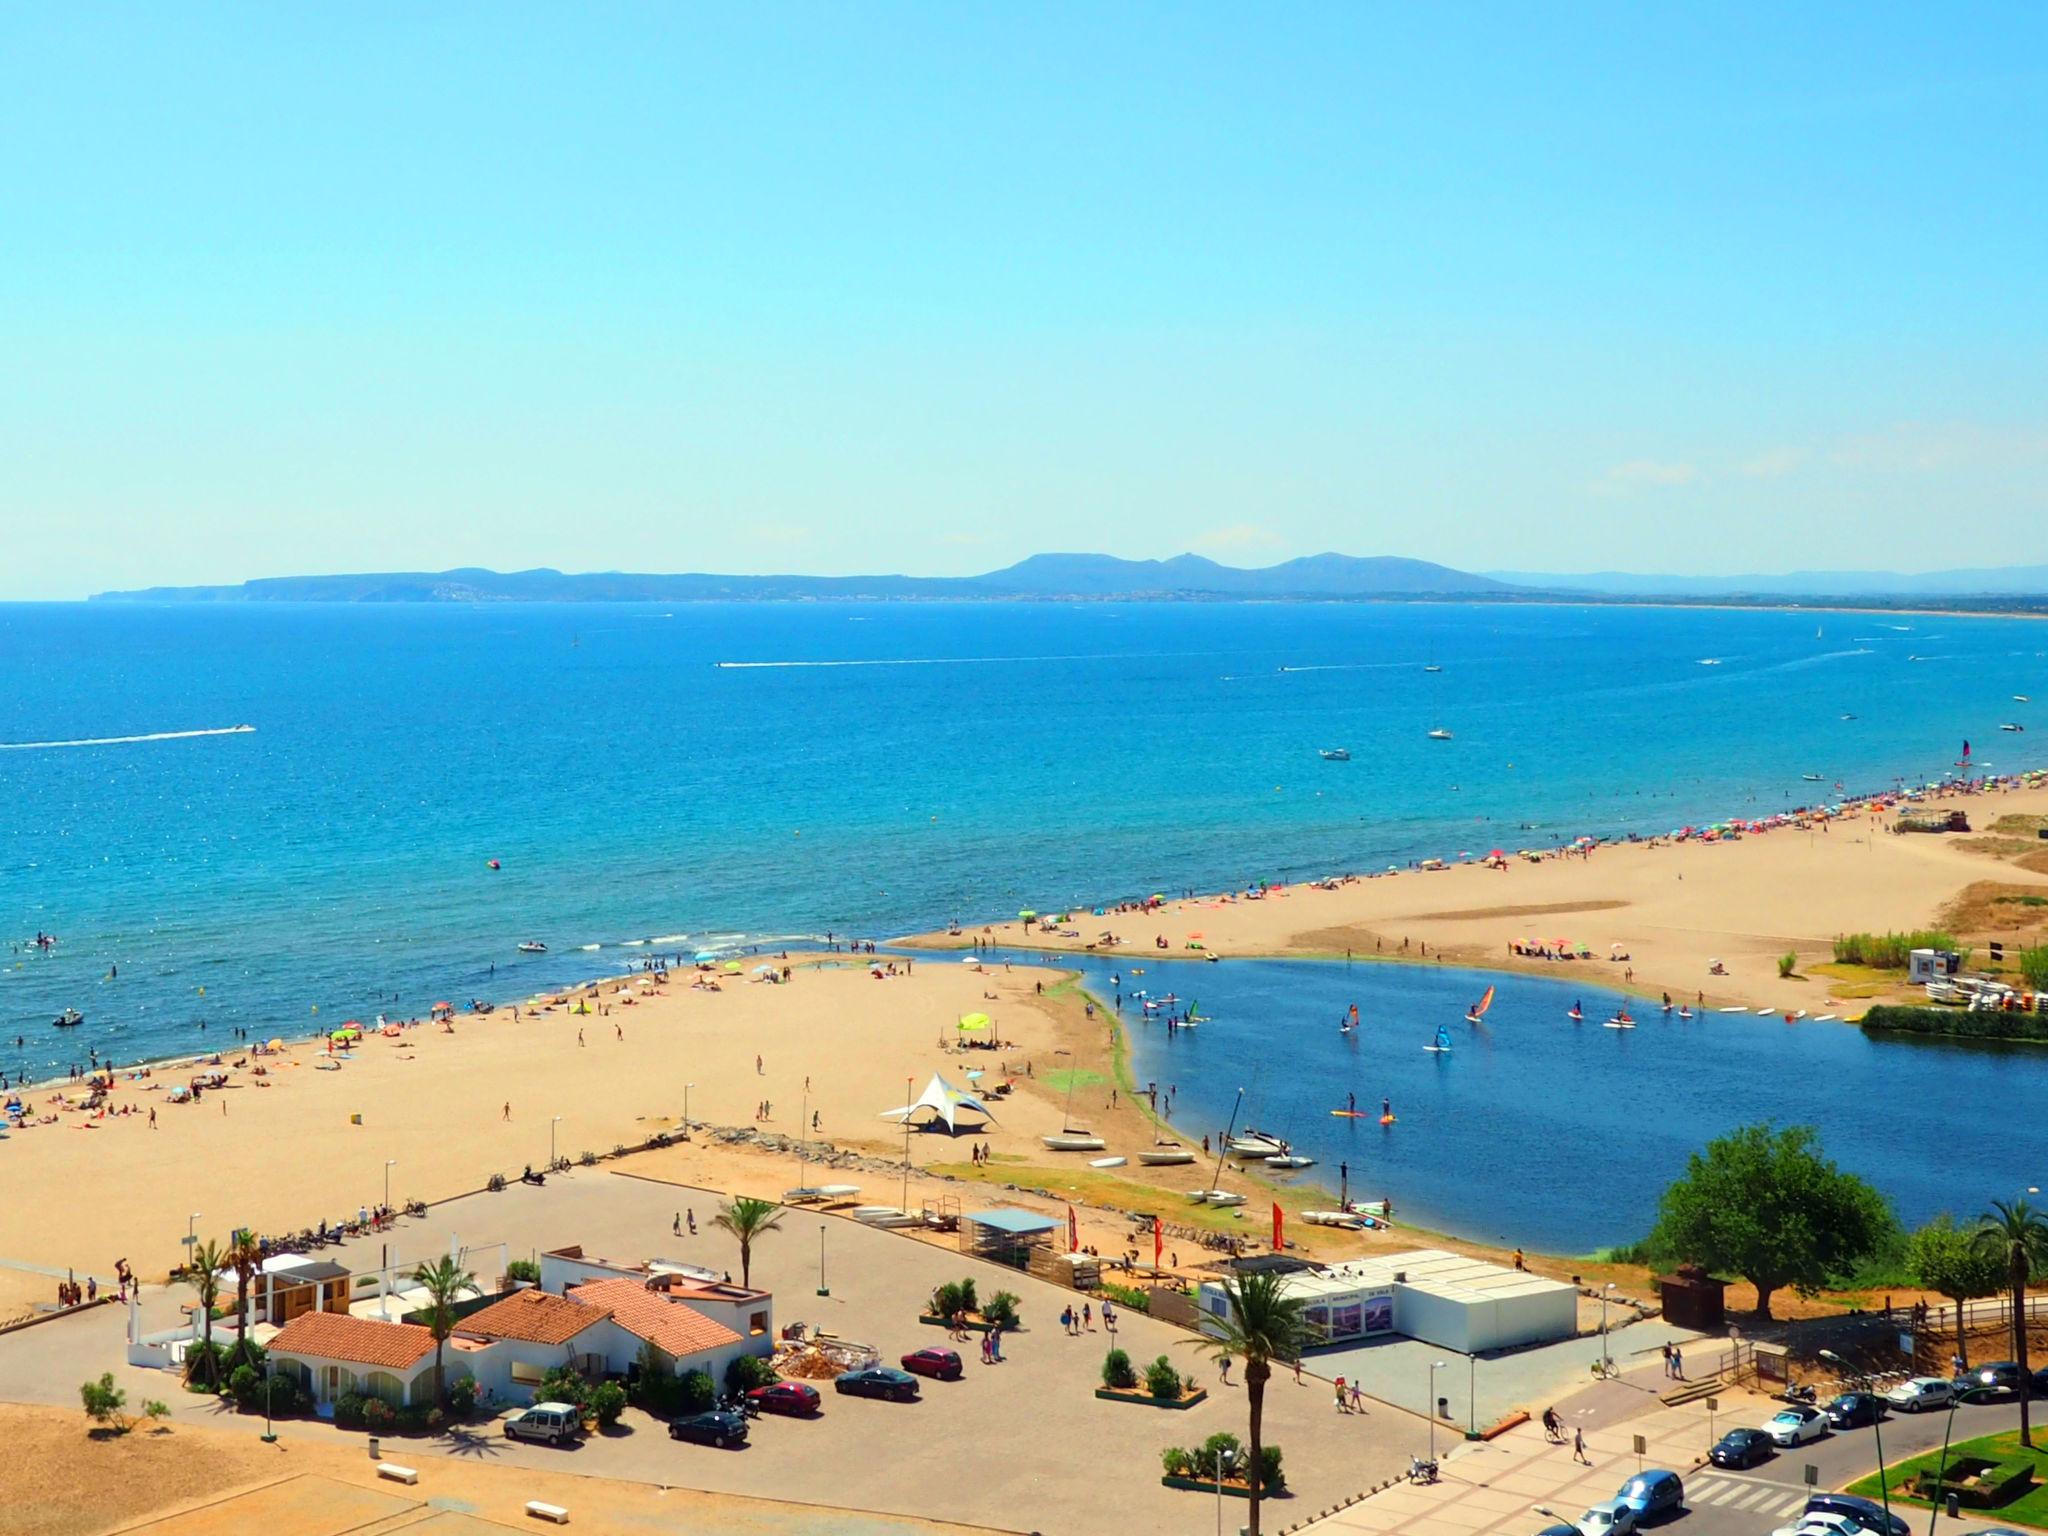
[711,1196,784,1289]
[1182,1269,1307,1536]
[1974,1199,2048,1447]
[411,1255,479,1407]
[184,1238,226,1389]
[224,1228,265,1372]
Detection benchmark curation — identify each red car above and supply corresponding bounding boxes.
[900,1348,964,1381]
[746,1381,821,1416]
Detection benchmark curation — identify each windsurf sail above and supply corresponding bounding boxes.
[1432,1024,1453,1051]
[1468,985,1494,1020]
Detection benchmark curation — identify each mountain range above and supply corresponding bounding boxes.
[88,553,2048,604]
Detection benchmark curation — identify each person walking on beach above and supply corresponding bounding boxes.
[1349,1380,1364,1413]
[1671,1345,1683,1380]
[1219,1355,1232,1386]
[1334,1375,1348,1412]
[503,1102,511,1120]
[673,1213,681,1236]
[1573,1426,1589,1464]
[1082,1302,1092,1331]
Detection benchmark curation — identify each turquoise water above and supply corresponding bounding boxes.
[4,599,2046,1233]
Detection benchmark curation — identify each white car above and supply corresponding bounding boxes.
[1763,1405,1829,1446]
[1574,1501,1637,1536]
[1884,1376,1955,1413]
[1770,1516,1877,1536]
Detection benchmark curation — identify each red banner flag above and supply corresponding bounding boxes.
[1272,1202,1284,1251]
[1068,1204,1079,1253]
[1153,1215,1163,1269]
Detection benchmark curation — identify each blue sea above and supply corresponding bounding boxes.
[5,600,2045,1248]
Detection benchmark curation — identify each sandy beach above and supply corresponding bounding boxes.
[903,776,2048,1016]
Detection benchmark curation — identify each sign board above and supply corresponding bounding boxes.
[1899,1332,1914,1356]
[1633,1434,1647,1456]
[1804,1464,1819,1487]
[1706,1397,1718,1413]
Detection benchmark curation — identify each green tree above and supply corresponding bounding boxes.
[1648,1123,1896,1320]
[80,1372,128,1430]
[1905,1215,2005,1368]
[1973,1199,2048,1447]
[224,1228,266,1373]
[184,1239,227,1389]
[1183,1269,1307,1536]
[410,1255,479,1407]
[711,1197,784,1289]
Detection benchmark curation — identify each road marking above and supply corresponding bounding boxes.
[1692,1475,1808,1516]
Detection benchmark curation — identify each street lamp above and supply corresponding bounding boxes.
[186,1212,202,1253]
[1599,1283,1616,1374]
[1469,1351,1477,1437]
[1925,1383,1964,1536]
[260,1350,277,1443]
[1428,1358,1446,1466]
[1215,1444,1237,1536]
[683,1081,695,1138]
[1821,1349,1891,1532]
[817,1224,829,1297]
[550,1115,562,1168]
[383,1159,395,1214]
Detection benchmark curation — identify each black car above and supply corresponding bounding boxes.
[1804,1493,1910,1536]
[668,1409,748,1448]
[834,1366,920,1401]
[1709,1428,1775,1468]
[1824,1391,1888,1429]
[1955,1361,2024,1401]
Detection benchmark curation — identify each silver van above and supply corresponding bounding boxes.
[503,1401,580,1445]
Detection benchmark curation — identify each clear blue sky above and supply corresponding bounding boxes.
[4,4,2044,597]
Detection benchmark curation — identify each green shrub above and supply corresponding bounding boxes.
[2019,945,2048,989]
[1099,1281,1151,1312]
[333,1392,369,1431]
[142,1399,170,1423]
[1144,1355,1183,1400]
[1187,1431,1245,1481]
[983,1290,1021,1329]
[394,1404,429,1434]
[227,1364,261,1408]
[725,1353,779,1394]
[1860,1005,2048,1043]
[1101,1348,1137,1389]
[1256,1443,1286,1494]
[537,1365,589,1413]
[1778,951,1797,978]
[505,1259,541,1284]
[1832,931,1958,968]
[80,1373,128,1429]
[930,1277,983,1321]
[588,1380,627,1427]
[675,1368,716,1414]
[1916,1454,2035,1508]
[362,1397,396,1432]
[1161,1445,1191,1477]
[445,1374,479,1417]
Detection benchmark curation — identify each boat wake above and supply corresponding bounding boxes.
[715,653,1151,669]
[0,724,255,752]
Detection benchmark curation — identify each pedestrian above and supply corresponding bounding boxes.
[673,1212,681,1236]
[1082,1302,1092,1331]
[1350,1380,1364,1413]
[1334,1376,1348,1412]
[1219,1355,1232,1385]
[1293,1356,1303,1385]
[1573,1426,1589,1464]
[1060,1305,1073,1335]
[1102,1300,1116,1333]
[1671,1345,1683,1380]
[1660,1341,1673,1378]
[687,1208,696,1235]
[503,1101,511,1121]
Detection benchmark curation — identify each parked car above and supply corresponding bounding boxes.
[835,1365,920,1401]
[746,1381,822,1416]
[502,1401,580,1446]
[1772,1515,1876,1536]
[1803,1494,1909,1536]
[1573,1501,1637,1536]
[1710,1428,1776,1468]
[1824,1391,1888,1429]
[1763,1405,1829,1446]
[1955,1361,2023,1399]
[668,1408,748,1447]
[900,1347,964,1380]
[1614,1470,1683,1521]
[1532,1525,1580,1536]
[1885,1376,1955,1412]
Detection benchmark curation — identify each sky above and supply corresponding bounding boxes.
[3,4,2045,598]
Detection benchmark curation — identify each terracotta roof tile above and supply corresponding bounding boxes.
[460,1288,608,1346]
[567,1277,741,1359]
[269,1311,437,1371]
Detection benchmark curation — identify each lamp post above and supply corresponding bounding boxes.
[816,1224,829,1297]
[383,1159,395,1214]
[902,1075,913,1216]
[185,1212,202,1256]
[550,1115,562,1168]
[683,1081,695,1138]
[1925,1383,1964,1536]
[1215,1445,1237,1536]
[1599,1283,1616,1374]
[1820,1350,1889,1532]
[1428,1358,1446,1465]
[261,1351,276,1442]
[1469,1351,1477,1437]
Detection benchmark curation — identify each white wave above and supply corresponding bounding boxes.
[621,939,645,947]
[578,944,602,952]
[0,724,255,751]
[647,934,690,944]
[716,653,1109,669]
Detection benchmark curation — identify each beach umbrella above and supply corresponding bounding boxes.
[1018,909,1037,921]
[960,955,982,967]
[753,964,776,975]
[693,950,718,964]
[267,1038,283,1051]
[958,1012,990,1031]
[1488,849,1504,860]
[721,961,743,974]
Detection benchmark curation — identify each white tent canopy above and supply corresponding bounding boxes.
[879,1073,996,1134]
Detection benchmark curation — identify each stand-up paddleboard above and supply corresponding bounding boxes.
[1330,1109,1368,1118]
[1603,1011,1636,1029]
[1677,1008,1693,1019]
[1566,1007,1583,1021]
[1379,1114,1397,1124]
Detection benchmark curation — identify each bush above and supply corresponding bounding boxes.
[394,1404,429,1434]
[81,1373,128,1429]
[142,1399,170,1423]
[1101,1348,1137,1389]
[333,1392,369,1431]
[1860,1005,2048,1043]
[228,1364,261,1408]
[983,1290,1021,1329]
[505,1259,540,1285]
[929,1278,982,1321]
[1187,1431,1244,1481]
[537,1365,589,1414]
[362,1397,396,1432]
[1256,1443,1286,1494]
[2019,944,2048,989]
[675,1368,716,1414]
[1144,1355,1183,1401]
[725,1353,780,1394]
[1832,931,1958,968]
[1917,1454,2036,1508]
[1099,1281,1151,1313]
[446,1374,479,1418]
[1161,1445,1191,1477]
[1778,951,1797,978]
[588,1380,627,1427]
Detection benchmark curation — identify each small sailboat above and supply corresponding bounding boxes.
[1089,1156,1127,1169]
[1464,985,1494,1024]
[2016,695,2031,703]
[2002,722,2025,733]
[1422,663,1442,674]
[1138,1145,1197,1166]
[1802,773,1823,781]
[1424,1024,1453,1053]
[1264,1153,1315,1169]
[1040,1131,1107,1152]
[1192,1189,1247,1207]
[1302,1209,1365,1229]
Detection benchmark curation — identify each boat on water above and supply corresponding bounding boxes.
[1041,1131,1107,1152]
[1228,1132,1287,1157]
[1841,713,1858,721]
[2002,722,2026,732]
[53,1008,83,1028]
[1802,773,1823,781]
[1603,1011,1636,1029]
[1422,663,1442,673]
[2016,695,2031,703]
[1426,727,1453,741]
[1697,658,1721,666]
[517,941,547,954]
[1138,1146,1197,1166]
[1264,1154,1315,1170]
[1319,748,1352,761]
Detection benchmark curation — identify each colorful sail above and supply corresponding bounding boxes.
[1470,984,1495,1019]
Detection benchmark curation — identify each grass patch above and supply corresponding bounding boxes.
[1991,814,2048,837]
[1807,963,1898,997]
[1847,1430,2048,1523]
[1831,931,1959,968]
[1039,1068,1106,1093]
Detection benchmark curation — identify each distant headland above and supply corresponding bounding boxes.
[88,552,2048,611]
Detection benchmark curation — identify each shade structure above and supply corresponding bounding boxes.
[879,1073,996,1134]
[957,1012,990,1031]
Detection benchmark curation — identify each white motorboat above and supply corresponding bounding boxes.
[517,941,547,954]
[1040,1132,1107,1152]
[1190,1189,1246,1207]
[1138,1146,1197,1166]
[1264,1154,1315,1170]
[1422,663,1442,673]
[1427,727,1453,741]
[1319,748,1352,761]
[2002,722,2026,733]
[1229,1133,1287,1157]
[1089,1156,1127,1169]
